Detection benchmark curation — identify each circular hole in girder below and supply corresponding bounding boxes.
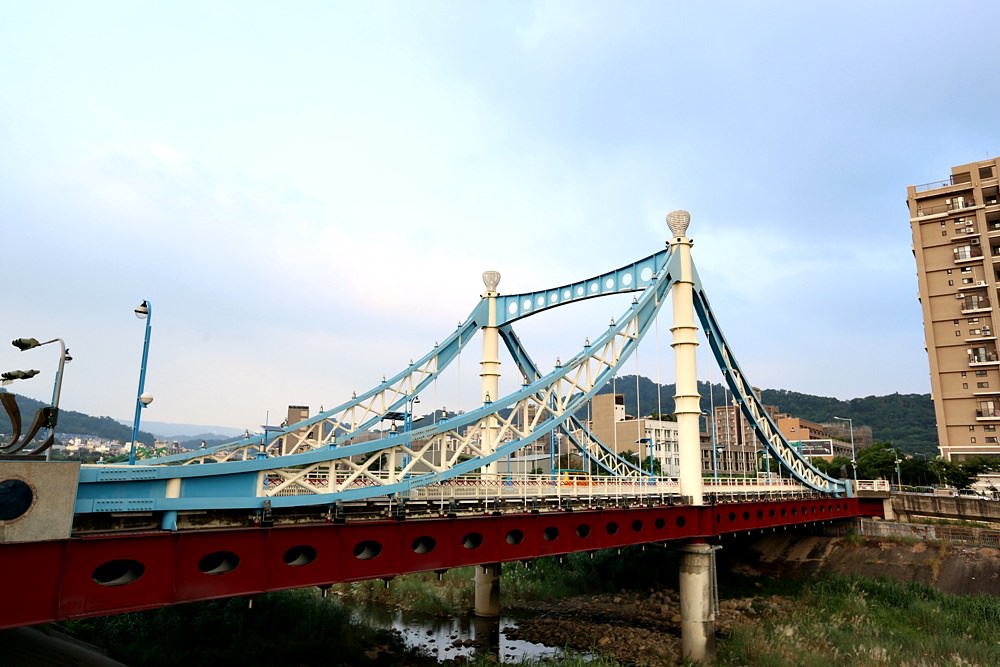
[283,545,317,567]
[199,551,240,574]
[411,536,436,554]
[353,541,382,561]
[462,533,483,550]
[0,479,33,521]
[631,519,643,532]
[506,529,524,545]
[606,521,619,535]
[769,509,776,518]
[543,526,559,542]
[780,508,787,517]
[92,559,145,587]
[576,524,591,538]
[728,512,737,523]
[757,510,764,519]
[791,508,798,516]
[654,517,666,530]
[675,516,686,528]
[743,511,750,521]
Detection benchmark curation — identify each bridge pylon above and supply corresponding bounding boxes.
[669,210,716,664]
[476,270,503,618]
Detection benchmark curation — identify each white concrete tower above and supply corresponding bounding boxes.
[476,269,502,618]
[668,210,717,664]
[480,270,501,477]
[667,210,703,506]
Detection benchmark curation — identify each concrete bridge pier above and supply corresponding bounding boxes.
[679,541,717,664]
[474,562,502,617]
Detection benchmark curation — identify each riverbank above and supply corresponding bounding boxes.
[500,532,1000,666]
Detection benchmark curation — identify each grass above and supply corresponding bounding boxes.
[335,566,477,615]
[720,574,1000,667]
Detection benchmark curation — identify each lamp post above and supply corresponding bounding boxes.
[756,449,771,484]
[11,337,72,460]
[129,300,154,465]
[833,416,857,482]
[894,451,903,490]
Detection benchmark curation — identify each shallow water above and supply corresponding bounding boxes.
[347,603,562,663]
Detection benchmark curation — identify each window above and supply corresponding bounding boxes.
[963,278,974,284]
[971,437,978,443]
[980,166,994,179]
[943,230,949,236]
[985,425,996,432]
[962,266,973,273]
[976,370,988,376]
[987,437,998,444]
[955,320,961,325]
[978,382,990,388]
[957,330,963,336]
[970,318,981,323]
[979,400,997,417]
[949,280,955,286]
[970,425,976,431]
[962,371,968,378]
[948,269,954,274]
[964,383,970,389]
[956,245,976,260]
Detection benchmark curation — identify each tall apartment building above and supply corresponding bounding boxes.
[908,157,1000,461]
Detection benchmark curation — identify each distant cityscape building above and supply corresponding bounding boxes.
[908,157,1000,461]
[588,393,680,476]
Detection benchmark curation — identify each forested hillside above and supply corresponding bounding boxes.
[0,392,154,444]
[596,375,936,453]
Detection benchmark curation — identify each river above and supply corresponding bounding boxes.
[345,602,563,663]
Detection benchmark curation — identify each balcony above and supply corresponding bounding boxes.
[917,197,978,218]
[961,298,991,314]
[970,352,1000,366]
[976,409,1000,420]
[914,174,973,193]
[955,247,984,263]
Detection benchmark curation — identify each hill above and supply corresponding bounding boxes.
[595,376,937,454]
[0,393,233,448]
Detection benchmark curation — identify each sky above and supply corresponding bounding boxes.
[3,1,1000,434]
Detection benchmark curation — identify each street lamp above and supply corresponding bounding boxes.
[11,337,72,460]
[636,438,654,474]
[129,300,154,465]
[833,416,857,482]
[756,448,771,484]
[894,452,904,490]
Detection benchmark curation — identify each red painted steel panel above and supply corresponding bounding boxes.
[0,498,886,629]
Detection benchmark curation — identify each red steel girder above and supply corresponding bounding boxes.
[0,497,882,629]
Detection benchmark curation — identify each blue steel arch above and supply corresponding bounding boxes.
[73,239,848,522]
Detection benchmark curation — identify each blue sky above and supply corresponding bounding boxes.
[2,2,999,431]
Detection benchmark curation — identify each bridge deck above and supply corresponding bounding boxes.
[0,496,884,630]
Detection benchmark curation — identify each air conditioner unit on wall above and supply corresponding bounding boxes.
[978,281,988,287]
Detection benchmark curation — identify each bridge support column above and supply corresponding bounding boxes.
[480,270,501,477]
[474,562,502,617]
[679,541,717,664]
[668,210,703,506]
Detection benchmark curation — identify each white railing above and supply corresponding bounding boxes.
[855,479,891,492]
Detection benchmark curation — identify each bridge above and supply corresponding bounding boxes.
[0,211,887,662]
